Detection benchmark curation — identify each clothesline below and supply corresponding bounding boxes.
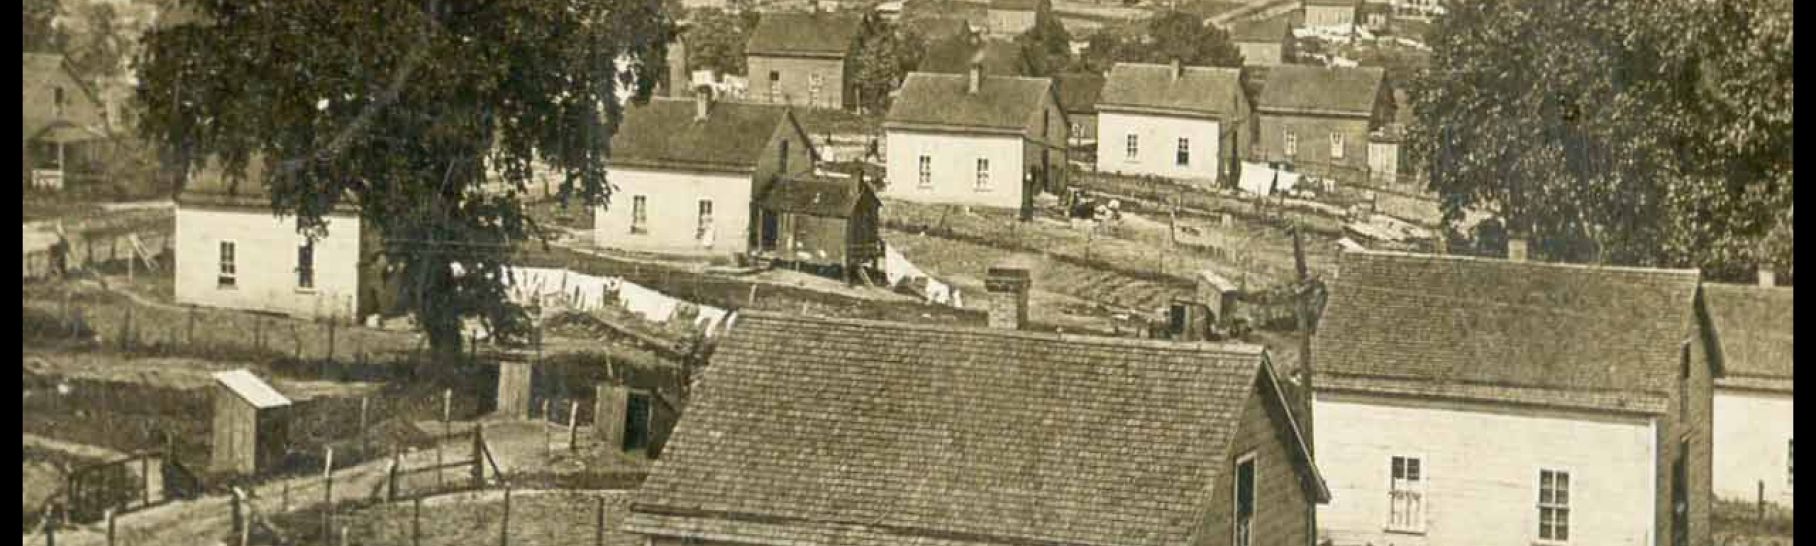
[454,262,736,337]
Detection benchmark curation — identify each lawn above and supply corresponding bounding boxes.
[270,489,643,546]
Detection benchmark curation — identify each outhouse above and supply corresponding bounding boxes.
[210,370,292,476]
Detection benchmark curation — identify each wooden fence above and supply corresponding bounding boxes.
[63,450,204,524]
[23,227,171,281]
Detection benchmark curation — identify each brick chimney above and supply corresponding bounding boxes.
[968,62,982,94]
[1507,237,1528,263]
[984,266,1031,330]
[1758,267,1776,288]
[694,88,712,121]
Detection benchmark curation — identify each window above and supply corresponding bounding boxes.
[630,195,648,234]
[624,391,652,451]
[808,73,823,106]
[1389,456,1425,533]
[696,199,714,242]
[1538,469,1570,542]
[1330,133,1346,159]
[1234,453,1256,546]
[1125,133,1139,160]
[53,87,66,117]
[296,241,316,289]
[769,71,781,103]
[1176,137,1191,166]
[780,140,790,171]
[918,155,932,187]
[1285,131,1298,157]
[975,158,990,191]
[1071,122,1082,141]
[218,241,237,288]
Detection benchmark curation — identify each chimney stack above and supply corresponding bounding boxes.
[968,63,982,94]
[1758,267,1776,288]
[1171,58,1182,80]
[1507,237,1528,263]
[694,88,712,121]
[984,265,1031,330]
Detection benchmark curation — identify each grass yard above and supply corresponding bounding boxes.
[271,489,643,546]
[1712,499,1794,545]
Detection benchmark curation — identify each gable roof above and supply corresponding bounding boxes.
[1099,63,1246,119]
[1313,250,1703,415]
[1053,72,1105,115]
[1704,283,1793,392]
[610,98,803,173]
[919,38,1032,77]
[746,12,864,58]
[886,72,1051,134]
[625,311,1327,546]
[213,370,293,409]
[177,153,361,214]
[1255,65,1385,117]
[904,16,974,41]
[23,53,107,142]
[759,172,877,218]
[1228,15,1291,43]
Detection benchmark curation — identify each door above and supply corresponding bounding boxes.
[759,210,780,252]
[1673,440,1689,546]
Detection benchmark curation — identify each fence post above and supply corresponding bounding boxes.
[568,400,580,452]
[122,305,133,352]
[142,456,151,507]
[543,399,552,458]
[499,487,511,546]
[386,450,399,502]
[595,495,606,546]
[327,319,337,362]
[413,496,423,546]
[104,508,115,546]
[41,505,54,546]
[359,397,369,457]
[187,305,196,346]
[1758,480,1766,520]
[238,488,252,546]
[472,422,485,486]
[440,389,451,488]
[230,487,243,538]
[323,448,335,543]
[282,481,290,512]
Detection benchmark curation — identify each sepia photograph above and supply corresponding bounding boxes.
[20,0,1791,543]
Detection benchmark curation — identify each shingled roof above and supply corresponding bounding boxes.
[177,154,360,214]
[886,72,1051,134]
[1255,65,1385,118]
[1053,72,1104,115]
[746,12,864,58]
[1099,63,1246,119]
[918,38,1032,77]
[1704,283,1794,393]
[610,98,807,173]
[759,173,877,218]
[1313,250,1704,414]
[1228,15,1291,44]
[625,311,1327,546]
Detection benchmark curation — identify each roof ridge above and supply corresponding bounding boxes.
[734,310,1268,357]
[1345,248,1702,278]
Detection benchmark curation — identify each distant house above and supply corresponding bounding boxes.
[595,94,817,257]
[985,0,1047,36]
[883,69,1068,217]
[902,15,975,43]
[623,305,1331,545]
[1053,72,1104,150]
[1253,65,1390,185]
[1097,61,1251,187]
[1228,16,1296,66]
[752,170,884,282]
[919,36,1034,77]
[1360,0,1392,31]
[1312,248,1715,546]
[1303,0,1361,28]
[22,53,110,192]
[175,156,395,322]
[745,11,864,110]
[1704,276,1794,508]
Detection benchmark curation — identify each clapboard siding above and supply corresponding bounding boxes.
[1314,391,1658,546]
[174,207,362,320]
[1712,388,1794,506]
[1198,377,1314,546]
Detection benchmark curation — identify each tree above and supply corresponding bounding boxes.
[850,15,924,113]
[1014,0,1072,77]
[61,2,130,84]
[135,0,675,362]
[24,0,62,53]
[684,8,751,76]
[1073,11,1241,72]
[1408,0,1792,279]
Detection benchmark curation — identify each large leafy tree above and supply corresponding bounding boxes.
[25,0,62,52]
[1409,0,1792,280]
[683,8,752,76]
[1014,0,1072,77]
[61,2,130,84]
[1075,10,1241,72]
[850,15,924,113]
[136,0,674,360]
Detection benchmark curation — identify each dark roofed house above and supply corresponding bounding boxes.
[1053,72,1104,150]
[1252,65,1389,185]
[623,310,1330,546]
[1703,278,1793,507]
[919,37,1033,77]
[1309,248,1714,546]
[22,53,110,192]
[1096,62,1252,186]
[753,171,883,282]
[596,94,818,257]
[882,69,1068,217]
[746,11,865,109]
[1227,15,1295,66]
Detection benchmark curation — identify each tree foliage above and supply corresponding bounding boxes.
[1014,0,1072,77]
[61,2,131,84]
[850,15,925,113]
[1075,10,1241,73]
[683,8,752,76]
[135,0,674,359]
[1409,0,1792,280]
[24,0,61,53]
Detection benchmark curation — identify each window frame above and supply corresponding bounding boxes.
[918,155,933,188]
[217,240,238,288]
[1330,132,1346,159]
[808,73,824,106]
[630,195,649,235]
[296,239,317,291]
[1176,137,1191,166]
[1125,133,1139,161]
[1536,468,1572,544]
[1387,455,1427,534]
[974,157,991,191]
[1284,131,1298,157]
[696,199,715,243]
[1233,450,1258,546]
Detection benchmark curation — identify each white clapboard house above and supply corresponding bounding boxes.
[1704,274,1794,509]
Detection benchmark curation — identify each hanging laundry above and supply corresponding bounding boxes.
[695,306,730,335]
[619,281,681,323]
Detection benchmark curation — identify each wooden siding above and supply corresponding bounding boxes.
[594,167,753,256]
[1194,375,1315,546]
[210,385,288,476]
[174,207,363,321]
[1712,388,1794,507]
[883,129,1027,209]
[1098,111,1228,185]
[747,55,850,110]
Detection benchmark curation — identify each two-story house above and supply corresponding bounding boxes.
[594,93,817,257]
[622,269,1331,545]
[1097,61,1250,188]
[1705,274,1794,509]
[1228,16,1296,66]
[745,11,864,110]
[1310,246,1714,546]
[175,155,396,321]
[1253,65,1389,187]
[883,68,1068,218]
[23,53,110,191]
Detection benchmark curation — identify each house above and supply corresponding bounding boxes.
[1054,72,1105,150]
[1228,16,1296,66]
[1303,0,1361,28]
[595,94,816,258]
[985,0,1047,36]
[175,155,394,321]
[1360,0,1392,32]
[622,265,1331,545]
[1253,65,1390,186]
[1097,61,1251,187]
[23,53,111,191]
[1704,274,1794,508]
[903,15,975,42]
[883,68,1068,217]
[211,370,292,476]
[745,11,864,110]
[752,170,884,282]
[1311,247,1714,546]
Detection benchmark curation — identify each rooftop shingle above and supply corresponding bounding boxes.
[610,98,801,173]
[1053,73,1105,115]
[746,12,864,57]
[1704,283,1793,390]
[759,173,876,218]
[626,311,1323,545]
[1255,65,1385,117]
[1312,250,1702,414]
[885,72,1050,133]
[1099,63,1246,119]
[1228,15,1291,44]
